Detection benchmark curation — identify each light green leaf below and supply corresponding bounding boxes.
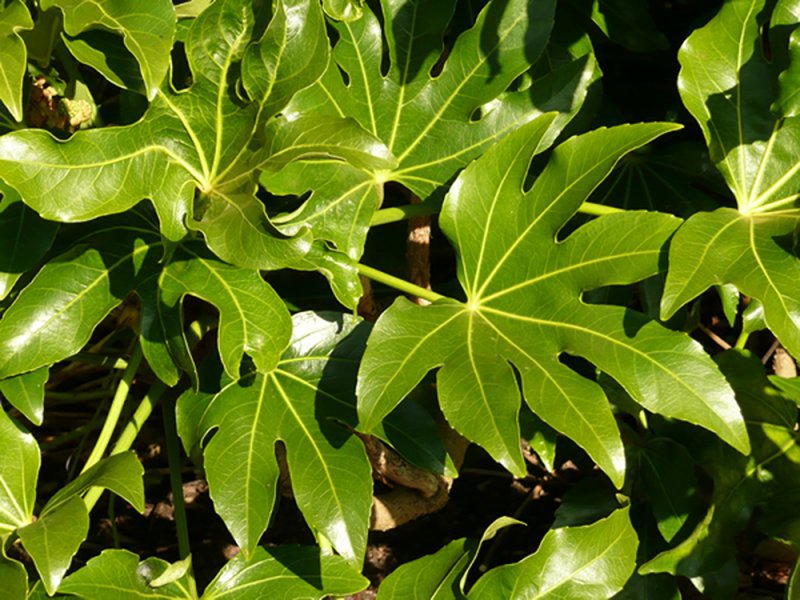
[202,545,367,599]
[0,553,27,599]
[44,452,144,516]
[176,0,214,20]
[468,508,637,599]
[185,312,373,565]
[0,0,344,271]
[321,0,363,21]
[0,0,33,121]
[41,0,176,99]
[0,184,59,302]
[358,119,748,487]
[273,0,595,259]
[0,408,37,539]
[376,516,523,600]
[60,550,195,599]
[0,223,162,380]
[0,365,48,425]
[662,0,800,352]
[18,496,88,595]
[641,349,800,577]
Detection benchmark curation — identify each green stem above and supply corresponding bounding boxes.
[735,331,750,349]
[81,344,143,474]
[163,394,191,559]
[369,200,624,226]
[357,263,446,303]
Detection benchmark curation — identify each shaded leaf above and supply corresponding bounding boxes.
[0,407,38,538]
[589,0,668,52]
[358,119,748,487]
[0,365,48,425]
[0,0,33,121]
[202,545,367,599]
[0,553,27,599]
[468,508,637,599]
[183,312,373,565]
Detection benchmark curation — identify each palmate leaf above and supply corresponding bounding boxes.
[41,0,176,98]
[0,0,32,121]
[468,509,637,599]
[358,117,749,487]
[178,312,373,566]
[661,0,800,356]
[641,350,800,578]
[262,0,596,259]
[0,0,392,287]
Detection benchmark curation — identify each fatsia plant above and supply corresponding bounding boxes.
[661,0,800,355]
[357,116,749,487]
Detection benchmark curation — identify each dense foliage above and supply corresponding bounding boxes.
[0,0,798,597]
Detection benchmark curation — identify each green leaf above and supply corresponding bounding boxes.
[60,550,195,599]
[0,365,48,425]
[377,516,523,599]
[0,408,38,538]
[589,0,668,52]
[0,0,341,269]
[202,545,367,599]
[41,0,176,99]
[44,452,144,515]
[0,553,27,599]
[636,439,700,542]
[0,224,162,380]
[18,495,88,595]
[183,312,373,565]
[641,349,800,577]
[468,508,637,599]
[322,0,363,21]
[273,0,595,259]
[662,0,800,353]
[0,184,59,302]
[0,0,33,121]
[358,119,748,486]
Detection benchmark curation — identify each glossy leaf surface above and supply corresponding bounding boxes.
[0,365,48,425]
[0,408,37,538]
[0,0,32,121]
[468,508,637,599]
[180,312,373,565]
[358,119,749,486]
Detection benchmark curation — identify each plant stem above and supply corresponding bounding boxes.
[81,344,144,474]
[735,331,750,349]
[369,200,624,226]
[357,263,446,303]
[163,394,191,559]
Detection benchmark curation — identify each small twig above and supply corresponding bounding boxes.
[698,324,731,350]
[762,338,781,365]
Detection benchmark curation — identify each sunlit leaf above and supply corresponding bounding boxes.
[0,0,33,121]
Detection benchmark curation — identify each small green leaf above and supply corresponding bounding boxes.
[359,119,748,487]
[202,545,367,599]
[0,408,38,538]
[0,365,48,425]
[41,0,176,99]
[18,495,88,595]
[0,184,59,302]
[186,312,373,565]
[0,553,27,599]
[322,0,363,21]
[0,0,33,121]
[60,550,195,599]
[468,508,638,599]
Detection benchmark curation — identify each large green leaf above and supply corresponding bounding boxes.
[641,350,800,577]
[179,312,373,565]
[468,508,637,599]
[661,0,800,356]
[0,0,32,121]
[358,118,748,487]
[60,550,195,599]
[41,0,176,99]
[264,0,596,259]
[0,0,389,279]
[202,545,367,599]
[0,408,37,539]
[0,184,59,302]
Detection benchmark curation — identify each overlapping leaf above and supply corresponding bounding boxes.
[358,117,749,487]
[177,312,373,566]
[641,350,800,578]
[0,0,392,284]
[0,0,32,121]
[661,0,800,357]
[0,366,48,424]
[263,0,597,259]
[41,0,176,98]
[0,408,37,539]
[468,509,637,599]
